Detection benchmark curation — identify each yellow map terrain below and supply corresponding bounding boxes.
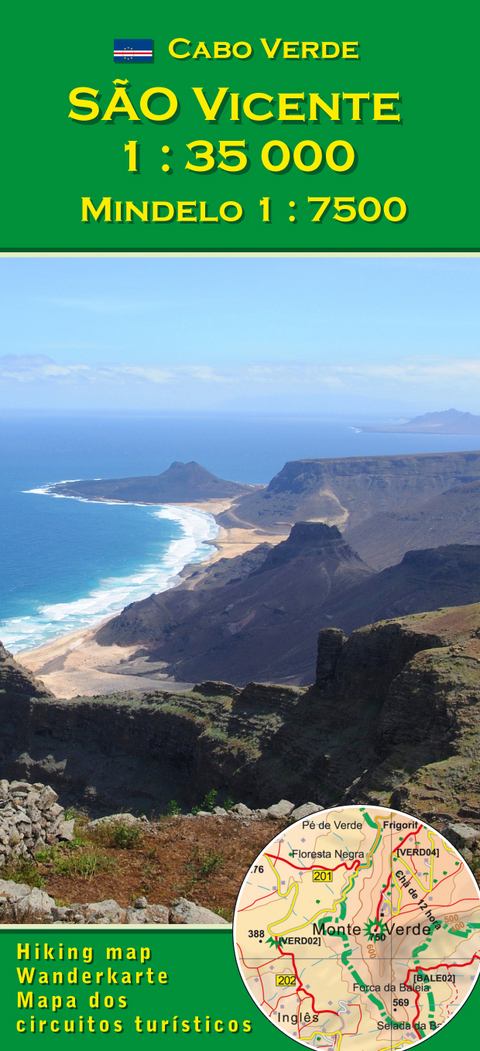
[234,806,480,1049]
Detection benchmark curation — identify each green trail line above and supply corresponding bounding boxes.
[350,969,396,1026]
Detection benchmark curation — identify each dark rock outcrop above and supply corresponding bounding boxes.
[1,601,480,832]
[95,523,374,685]
[95,538,480,687]
[315,628,346,687]
[0,643,52,698]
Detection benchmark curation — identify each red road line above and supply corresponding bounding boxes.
[406,955,480,1038]
[375,827,425,921]
[265,853,361,874]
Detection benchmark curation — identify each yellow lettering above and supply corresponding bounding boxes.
[169,38,190,58]
[309,93,340,121]
[243,93,274,121]
[81,197,112,223]
[139,87,178,122]
[283,41,300,58]
[219,201,243,222]
[373,93,400,121]
[343,41,359,58]
[102,86,140,122]
[200,201,219,222]
[259,37,282,59]
[278,93,305,121]
[342,93,370,120]
[192,86,229,121]
[17,992,33,1009]
[68,87,100,122]
[177,201,197,222]
[232,41,252,58]
[193,42,212,59]
[125,201,149,222]
[214,42,231,58]
[152,202,174,221]
[322,41,340,59]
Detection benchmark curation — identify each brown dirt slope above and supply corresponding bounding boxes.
[322,544,480,634]
[6,815,283,923]
[344,478,480,570]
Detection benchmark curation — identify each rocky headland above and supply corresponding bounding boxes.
[47,460,258,504]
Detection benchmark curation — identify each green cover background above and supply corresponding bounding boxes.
[2,0,480,1043]
[3,0,480,251]
[3,929,480,1047]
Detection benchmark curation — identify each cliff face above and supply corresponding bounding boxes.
[95,523,374,685]
[47,451,480,534]
[94,536,480,686]
[323,544,480,633]
[48,461,255,503]
[219,451,480,533]
[344,478,480,570]
[1,602,480,829]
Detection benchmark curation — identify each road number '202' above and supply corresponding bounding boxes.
[308,196,407,222]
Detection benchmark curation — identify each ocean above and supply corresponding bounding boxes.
[1,412,479,654]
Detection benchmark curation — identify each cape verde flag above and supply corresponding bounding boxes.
[114,39,153,62]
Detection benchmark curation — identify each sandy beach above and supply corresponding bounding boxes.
[19,499,286,699]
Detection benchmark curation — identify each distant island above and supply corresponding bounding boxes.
[361,408,480,434]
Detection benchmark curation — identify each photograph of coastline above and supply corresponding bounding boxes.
[1,255,480,924]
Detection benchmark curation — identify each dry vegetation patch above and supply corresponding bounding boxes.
[0,814,283,922]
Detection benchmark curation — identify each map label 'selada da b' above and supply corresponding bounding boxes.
[113,39,153,62]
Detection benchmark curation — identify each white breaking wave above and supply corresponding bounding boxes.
[1,489,218,654]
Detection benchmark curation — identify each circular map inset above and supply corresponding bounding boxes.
[233,805,480,1049]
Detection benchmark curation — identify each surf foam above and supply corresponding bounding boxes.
[1,491,218,654]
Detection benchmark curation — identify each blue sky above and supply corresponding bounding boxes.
[1,256,479,416]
